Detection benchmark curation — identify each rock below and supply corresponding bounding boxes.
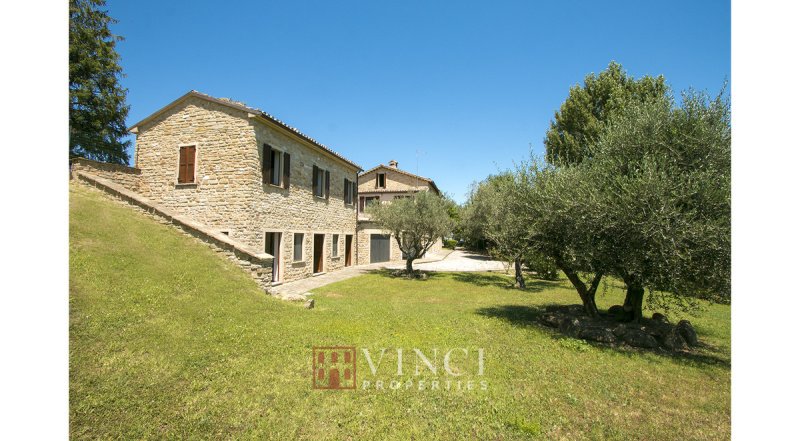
[579,327,616,344]
[612,324,628,338]
[304,299,315,309]
[608,305,632,321]
[280,293,306,302]
[566,305,586,316]
[559,317,582,337]
[677,320,698,346]
[662,328,687,350]
[622,329,659,348]
[652,312,669,323]
[540,313,562,328]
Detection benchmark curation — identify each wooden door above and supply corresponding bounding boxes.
[344,235,353,266]
[313,234,325,273]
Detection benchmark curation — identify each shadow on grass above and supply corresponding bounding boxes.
[452,272,561,293]
[475,304,730,368]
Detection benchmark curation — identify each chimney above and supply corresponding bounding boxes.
[388,160,398,168]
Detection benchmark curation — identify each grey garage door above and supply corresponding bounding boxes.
[370,234,391,263]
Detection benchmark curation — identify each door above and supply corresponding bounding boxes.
[344,235,353,267]
[313,234,325,273]
[370,234,391,263]
[265,232,282,282]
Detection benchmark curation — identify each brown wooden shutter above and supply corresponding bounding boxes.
[325,170,330,200]
[352,177,357,203]
[312,165,319,196]
[178,146,195,183]
[262,144,272,185]
[283,153,291,189]
[186,146,195,182]
[178,147,186,183]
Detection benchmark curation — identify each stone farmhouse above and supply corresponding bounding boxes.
[70,90,443,289]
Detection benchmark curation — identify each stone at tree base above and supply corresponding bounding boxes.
[559,317,582,337]
[540,313,562,328]
[652,312,669,323]
[662,328,688,350]
[612,324,627,338]
[622,329,659,348]
[579,327,617,344]
[304,299,315,309]
[676,320,698,346]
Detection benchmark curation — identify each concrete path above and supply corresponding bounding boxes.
[270,250,456,299]
[386,249,506,272]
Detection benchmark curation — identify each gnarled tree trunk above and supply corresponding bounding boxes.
[556,258,602,317]
[514,256,526,289]
[405,258,414,278]
[622,282,645,323]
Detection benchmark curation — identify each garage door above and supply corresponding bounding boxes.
[370,234,391,263]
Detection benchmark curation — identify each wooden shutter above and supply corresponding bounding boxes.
[283,153,291,189]
[178,146,195,183]
[351,177,357,204]
[312,165,319,196]
[325,170,330,200]
[343,178,349,205]
[178,148,186,183]
[262,144,272,185]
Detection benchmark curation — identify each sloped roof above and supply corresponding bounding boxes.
[128,90,362,171]
[359,164,440,194]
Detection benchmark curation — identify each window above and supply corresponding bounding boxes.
[359,196,380,213]
[394,195,411,200]
[293,233,304,261]
[178,145,196,183]
[376,173,386,188]
[262,144,291,189]
[312,165,330,199]
[332,234,339,257]
[344,178,357,206]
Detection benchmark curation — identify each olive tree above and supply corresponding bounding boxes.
[511,161,607,316]
[462,173,532,288]
[367,191,453,277]
[581,90,731,321]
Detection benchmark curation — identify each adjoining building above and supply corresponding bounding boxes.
[356,160,443,265]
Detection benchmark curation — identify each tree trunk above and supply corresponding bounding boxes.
[556,258,601,318]
[405,258,414,278]
[514,257,526,289]
[623,283,645,322]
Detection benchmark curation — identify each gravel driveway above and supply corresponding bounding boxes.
[387,249,506,272]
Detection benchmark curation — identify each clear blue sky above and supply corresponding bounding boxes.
[108,0,730,203]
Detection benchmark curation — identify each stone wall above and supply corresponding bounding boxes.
[133,95,359,283]
[74,171,274,291]
[70,158,141,191]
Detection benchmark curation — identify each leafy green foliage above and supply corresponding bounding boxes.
[70,0,131,164]
[544,61,668,165]
[367,191,453,273]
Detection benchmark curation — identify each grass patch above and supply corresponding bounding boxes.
[70,183,730,440]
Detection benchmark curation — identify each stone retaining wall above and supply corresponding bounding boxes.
[70,157,141,191]
[74,170,274,291]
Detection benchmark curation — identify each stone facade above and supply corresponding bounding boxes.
[128,92,360,284]
[355,162,444,265]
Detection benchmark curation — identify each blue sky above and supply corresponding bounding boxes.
[108,0,730,203]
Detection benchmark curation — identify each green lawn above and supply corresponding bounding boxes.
[70,183,730,440]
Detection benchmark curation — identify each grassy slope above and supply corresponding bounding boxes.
[70,183,730,440]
